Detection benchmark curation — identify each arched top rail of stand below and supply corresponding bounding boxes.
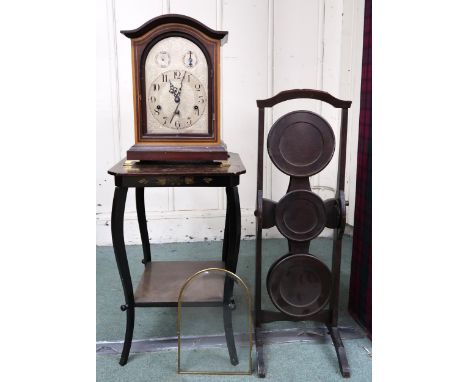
[256,89,351,109]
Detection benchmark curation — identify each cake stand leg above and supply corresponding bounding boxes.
[255,327,266,378]
[328,325,350,378]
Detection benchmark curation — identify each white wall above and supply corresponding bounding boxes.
[96,0,365,245]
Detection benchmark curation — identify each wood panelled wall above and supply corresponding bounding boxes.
[97,0,365,245]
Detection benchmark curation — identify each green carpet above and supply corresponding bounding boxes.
[97,339,372,381]
[97,238,372,381]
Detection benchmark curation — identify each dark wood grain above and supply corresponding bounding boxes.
[336,109,349,193]
[122,14,227,162]
[108,152,246,367]
[255,329,266,378]
[256,108,265,191]
[267,254,332,318]
[121,14,228,44]
[267,110,335,177]
[134,260,225,306]
[127,142,228,161]
[324,197,341,229]
[134,25,218,144]
[328,325,351,378]
[257,89,352,109]
[224,187,241,273]
[136,188,151,265]
[274,190,326,242]
[111,187,134,307]
[254,89,352,378]
[287,177,311,192]
[111,186,135,366]
[260,198,276,229]
[109,152,245,177]
[109,152,245,188]
[254,190,263,327]
[260,309,330,324]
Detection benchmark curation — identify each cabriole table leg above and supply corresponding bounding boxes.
[222,186,241,365]
[111,186,135,366]
[136,187,151,265]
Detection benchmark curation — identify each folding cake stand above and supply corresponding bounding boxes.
[254,89,352,378]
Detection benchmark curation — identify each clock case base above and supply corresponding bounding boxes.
[127,141,228,161]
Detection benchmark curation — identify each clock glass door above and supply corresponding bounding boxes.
[144,36,209,136]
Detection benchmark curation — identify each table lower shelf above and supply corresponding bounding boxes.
[134,260,226,307]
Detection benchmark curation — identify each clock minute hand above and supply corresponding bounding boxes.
[178,70,187,94]
[170,71,187,124]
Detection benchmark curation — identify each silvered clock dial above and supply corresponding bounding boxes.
[145,37,208,134]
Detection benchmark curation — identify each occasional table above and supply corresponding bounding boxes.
[108,153,246,366]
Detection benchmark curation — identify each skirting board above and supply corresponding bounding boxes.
[96,208,353,246]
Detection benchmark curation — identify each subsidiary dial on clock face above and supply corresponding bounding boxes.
[155,51,170,68]
[183,50,198,68]
[147,70,207,130]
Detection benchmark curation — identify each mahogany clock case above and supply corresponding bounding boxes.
[121,14,229,161]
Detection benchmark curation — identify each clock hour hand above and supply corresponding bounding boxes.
[168,80,180,103]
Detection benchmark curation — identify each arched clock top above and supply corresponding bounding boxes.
[120,14,228,44]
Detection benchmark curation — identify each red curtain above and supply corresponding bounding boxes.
[348,0,372,337]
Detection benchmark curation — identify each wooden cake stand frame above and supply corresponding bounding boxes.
[253,89,352,378]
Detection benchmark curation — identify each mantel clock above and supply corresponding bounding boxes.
[121,14,229,161]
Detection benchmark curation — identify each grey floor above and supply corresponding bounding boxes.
[97,237,372,381]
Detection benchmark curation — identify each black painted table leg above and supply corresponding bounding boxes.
[136,188,151,265]
[225,187,241,272]
[120,304,135,366]
[223,278,239,366]
[222,188,231,263]
[222,186,241,366]
[111,186,135,366]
